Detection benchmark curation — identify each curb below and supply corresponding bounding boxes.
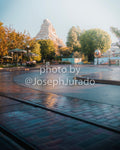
[75,76,120,86]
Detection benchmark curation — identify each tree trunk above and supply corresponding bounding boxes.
[88,53,94,62]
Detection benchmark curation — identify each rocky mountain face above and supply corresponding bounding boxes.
[35,19,65,47]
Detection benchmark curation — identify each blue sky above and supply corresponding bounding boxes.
[0,0,120,44]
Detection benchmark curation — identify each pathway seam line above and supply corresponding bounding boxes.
[0,94,120,134]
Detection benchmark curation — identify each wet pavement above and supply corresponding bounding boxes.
[0,65,120,149]
[79,67,120,81]
[0,96,120,150]
[14,66,120,106]
[0,131,23,150]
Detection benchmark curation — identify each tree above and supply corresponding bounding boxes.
[73,51,82,58]
[0,22,8,60]
[7,27,34,50]
[66,26,81,51]
[76,26,81,40]
[38,39,55,61]
[59,47,73,58]
[0,22,38,63]
[110,27,120,38]
[6,27,36,62]
[31,42,41,61]
[80,28,111,61]
[110,27,120,48]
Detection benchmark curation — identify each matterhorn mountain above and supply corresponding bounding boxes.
[35,19,65,47]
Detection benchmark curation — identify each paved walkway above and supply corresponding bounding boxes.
[0,70,120,149]
[13,71,120,132]
[0,131,23,150]
[0,96,120,150]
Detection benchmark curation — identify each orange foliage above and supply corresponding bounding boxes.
[0,22,35,59]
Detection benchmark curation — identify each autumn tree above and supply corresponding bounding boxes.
[0,22,39,64]
[7,28,24,50]
[7,27,34,50]
[0,22,8,60]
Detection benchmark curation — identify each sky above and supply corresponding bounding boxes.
[0,0,120,44]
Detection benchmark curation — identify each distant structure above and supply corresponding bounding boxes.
[103,43,120,57]
[35,19,65,48]
[62,58,82,64]
[94,43,120,65]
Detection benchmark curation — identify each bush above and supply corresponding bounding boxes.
[83,61,92,64]
[59,61,71,64]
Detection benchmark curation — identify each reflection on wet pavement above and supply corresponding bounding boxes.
[0,66,118,131]
[14,66,120,106]
[1,66,120,131]
[81,68,120,81]
[1,96,120,149]
[0,66,120,149]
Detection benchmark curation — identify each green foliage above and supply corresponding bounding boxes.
[110,27,120,48]
[66,26,81,51]
[59,47,73,58]
[59,61,71,64]
[73,51,82,58]
[31,42,41,61]
[38,39,55,61]
[80,28,111,61]
[110,27,120,38]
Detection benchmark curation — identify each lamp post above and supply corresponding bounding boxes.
[11,52,13,64]
[61,54,63,61]
[108,49,111,66]
[27,45,31,61]
[117,42,120,66]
